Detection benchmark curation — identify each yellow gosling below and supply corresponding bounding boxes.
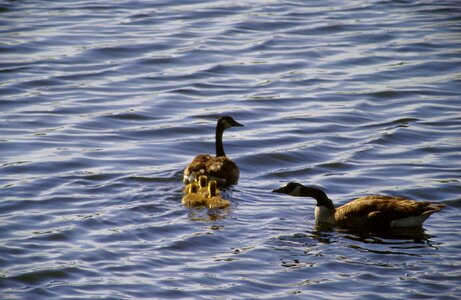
[197,175,221,198]
[197,175,209,195]
[206,180,230,209]
[182,182,204,207]
[183,175,207,194]
[183,183,191,194]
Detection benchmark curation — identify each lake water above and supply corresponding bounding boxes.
[1,0,461,299]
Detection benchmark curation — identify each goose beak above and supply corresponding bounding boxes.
[232,120,244,127]
[272,186,288,193]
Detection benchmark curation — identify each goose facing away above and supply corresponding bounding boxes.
[272,182,445,230]
[183,116,243,188]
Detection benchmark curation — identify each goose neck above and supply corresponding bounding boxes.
[215,122,226,157]
[299,186,335,210]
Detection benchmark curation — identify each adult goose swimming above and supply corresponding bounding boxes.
[273,182,445,230]
[183,116,243,188]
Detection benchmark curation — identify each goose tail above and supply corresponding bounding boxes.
[423,203,446,215]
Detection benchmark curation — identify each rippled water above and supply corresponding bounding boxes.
[1,0,461,299]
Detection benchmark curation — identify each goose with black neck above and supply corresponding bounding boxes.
[273,182,445,231]
[183,116,243,188]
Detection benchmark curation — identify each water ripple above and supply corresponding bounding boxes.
[1,0,461,299]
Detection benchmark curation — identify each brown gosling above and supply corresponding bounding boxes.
[183,116,243,188]
[273,182,445,230]
[205,180,230,209]
[182,182,204,207]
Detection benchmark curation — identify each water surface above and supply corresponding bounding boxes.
[1,0,461,299]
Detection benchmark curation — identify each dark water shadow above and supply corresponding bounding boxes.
[312,223,431,243]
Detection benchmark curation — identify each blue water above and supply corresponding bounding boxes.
[1,0,461,299]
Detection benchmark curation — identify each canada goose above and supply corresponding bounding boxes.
[273,182,445,230]
[183,116,243,188]
[206,180,230,209]
[182,182,204,207]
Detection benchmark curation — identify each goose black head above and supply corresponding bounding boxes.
[272,182,304,196]
[273,182,334,209]
[219,116,244,130]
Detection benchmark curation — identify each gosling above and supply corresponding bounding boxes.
[182,182,204,207]
[205,180,230,209]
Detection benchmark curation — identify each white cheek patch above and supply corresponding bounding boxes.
[291,185,302,196]
[222,119,232,129]
[315,206,334,224]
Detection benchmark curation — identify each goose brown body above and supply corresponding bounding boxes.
[273,182,445,230]
[333,195,445,229]
[183,116,243,188]
[184,154,240,187]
